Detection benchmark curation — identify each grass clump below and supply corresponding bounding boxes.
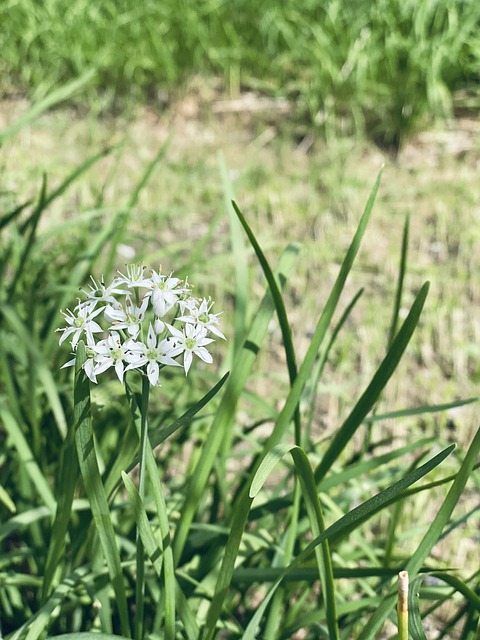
[1,0,480,146]
[0,124,479,640]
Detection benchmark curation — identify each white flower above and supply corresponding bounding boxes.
[115,263,152,288]
[177,298,225,340]
[166,323,214,375]
[91,332,128,382]
[80,275,127,307]
[148,269,187,317]
[177,293,197,316]
[105,295,148,337]
[125,323,181,386]
[57,303,104,348]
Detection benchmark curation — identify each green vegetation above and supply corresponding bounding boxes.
[1,2,479,635]
[1,111,479,637]
[2,0,480,146]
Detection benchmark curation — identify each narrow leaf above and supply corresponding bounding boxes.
[73,342,130,638]
[314,281,429,483]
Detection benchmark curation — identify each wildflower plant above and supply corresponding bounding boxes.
[56,264,224,639]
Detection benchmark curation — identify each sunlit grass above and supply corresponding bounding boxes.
[1,97,479,638]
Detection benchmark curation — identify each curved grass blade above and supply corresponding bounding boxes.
[249,437,436,520]
[173,243,299,564]
[409,575,429,640]
[255,167,384,469]
[0,506,51,543]
[73,342,130,638]
[428,573,480,611]
[314,281,429,484]
[232,200,300,441]
[240,444,454,640]
[250,444,339,639]
[358,425,480,639]
[230,206,307,632]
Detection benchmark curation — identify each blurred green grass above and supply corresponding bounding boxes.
[1,0,480,146]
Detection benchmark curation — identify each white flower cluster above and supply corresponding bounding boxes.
[57,264,225,386]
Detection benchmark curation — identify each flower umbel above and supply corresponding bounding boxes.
[57,264,224,386]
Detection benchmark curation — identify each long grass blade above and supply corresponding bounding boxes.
[388,213,410,346]
[251,444,339,639]
[123,380,176,639]
[314,281,429,484]
[365,397,477,423]
[232,201,300,443]
[219,154,249,355]
[73,342,130,638]
[257,167,384,461]
[0,507,51,544]
[123,465,185,639]
[41,412,80,600]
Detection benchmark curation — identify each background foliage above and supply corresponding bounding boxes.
[1,0,480,146]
